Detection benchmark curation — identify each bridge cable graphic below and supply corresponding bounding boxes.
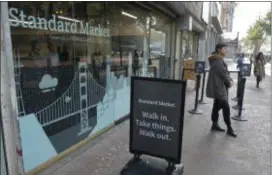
[34,60,106,136]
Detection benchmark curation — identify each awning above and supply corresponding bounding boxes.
[176,15,205,33]
[192,18,205,32]
[211,16,223,34]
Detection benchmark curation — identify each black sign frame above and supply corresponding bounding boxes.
[241,63,252,77]
[195,61,205,73]
[129,76,187,164]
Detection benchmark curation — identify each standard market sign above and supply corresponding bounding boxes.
[130,76,187,163]
[9,7,110,37]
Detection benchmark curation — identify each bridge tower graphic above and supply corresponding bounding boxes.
[78,61,91,136]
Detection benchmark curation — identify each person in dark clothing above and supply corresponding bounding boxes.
[132,50,139,76]
[206,43,237,138]
[254,52,266,88]
[236,53,245,70]
[91,48,102,81]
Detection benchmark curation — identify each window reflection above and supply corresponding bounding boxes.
[108,2,148,67]
[150,29,166,58]
[181,31,199,60]
[7,2,173,171]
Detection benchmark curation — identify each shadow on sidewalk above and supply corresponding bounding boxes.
[120,156,184,175]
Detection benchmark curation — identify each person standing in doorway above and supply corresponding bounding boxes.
[91,48,102,81]
[206,43,237,138]
[254,52,266,88]
[132,50,139,76]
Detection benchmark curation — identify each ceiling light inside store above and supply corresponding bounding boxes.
[121,11,137,19]
[57,16,81,23]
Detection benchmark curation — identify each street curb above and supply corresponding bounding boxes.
[25,122,116,175]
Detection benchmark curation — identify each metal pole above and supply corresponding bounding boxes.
[232,77,247,121]
[232,71,240,101]
[199,71,207,104]
[181,68,185,81]
[188,74,202,114]
[1,2,25,174]
[232,72,245,110]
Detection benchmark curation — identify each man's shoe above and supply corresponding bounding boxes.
[211,123,225,132]
[227,128,237,138]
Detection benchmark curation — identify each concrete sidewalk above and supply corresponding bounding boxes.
[43,73,271,175]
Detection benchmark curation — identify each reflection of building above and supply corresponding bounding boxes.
[164,2,208,78]
[220,2,237,32]
[221,32,239,58]
[198,2,223,67]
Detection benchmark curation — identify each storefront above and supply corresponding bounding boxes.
[2,1,175,173]
[174,14,205,80]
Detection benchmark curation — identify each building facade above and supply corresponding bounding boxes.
[221,33,239,59]
[220,2,237,32]
[199,2,223,66]
[1,2,223,174]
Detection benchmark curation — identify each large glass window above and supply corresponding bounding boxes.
[106,2,172,77]
[7,1,173,172]
[181,31,199,60]
[8,1,111,172]
[192,32,199,60]
[149,11,172,78]
[107,2,149,67]
[150,16,170,59]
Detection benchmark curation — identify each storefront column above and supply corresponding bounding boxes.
[207,1,213,55]
[214,34,216,45]
[205,28,211,66]
[0,2,24,174]
[1,123,8,175]
[198,32,206,61]
[170,22,176,79]
[212,31,214,49]
[142,16,150,77]
[174,30,181,79]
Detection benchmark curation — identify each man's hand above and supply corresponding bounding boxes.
[228,77,234,88]
[226,80,233,88]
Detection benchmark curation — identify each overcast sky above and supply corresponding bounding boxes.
[232,2,271,40]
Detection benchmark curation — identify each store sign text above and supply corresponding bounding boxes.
[9,7,110,37]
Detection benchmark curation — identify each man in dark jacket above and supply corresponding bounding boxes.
[237,53,245,70]
[206,43,237,137]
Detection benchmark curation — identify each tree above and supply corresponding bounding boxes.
[245,11,271,54]
[241,37,254,53]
